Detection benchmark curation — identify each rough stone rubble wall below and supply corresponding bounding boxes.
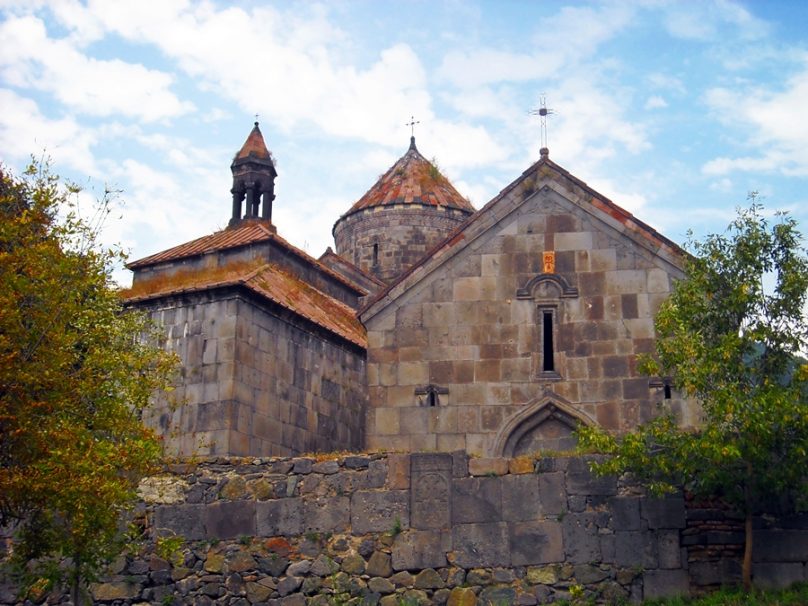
[2,454,806,605]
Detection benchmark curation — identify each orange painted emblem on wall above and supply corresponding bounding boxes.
[543,251,555,273]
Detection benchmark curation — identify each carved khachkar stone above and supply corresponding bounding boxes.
[410,453,452,530]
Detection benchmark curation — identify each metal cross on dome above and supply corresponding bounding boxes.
[405,115,420,137]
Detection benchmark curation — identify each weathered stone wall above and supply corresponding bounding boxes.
[363,181,698,456]
[6,454,804,605]
[141,290,366,457]
[334,206,470,284]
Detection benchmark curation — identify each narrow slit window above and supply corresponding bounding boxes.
[372,242,379,266]
[542,309,554,372]
[664,382,672,400]
[427,391,438,407]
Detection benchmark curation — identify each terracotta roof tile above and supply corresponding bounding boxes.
[245,265,366,348]
[235,122,272,161]
[126,221,368,296]
[123,262,366,349]
[127,221,275,269]
[341,137,475,218]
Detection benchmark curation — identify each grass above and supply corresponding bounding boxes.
[643,583,808,606]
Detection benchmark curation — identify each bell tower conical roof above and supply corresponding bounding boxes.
[236,122,273,160]
[229,122,277,228]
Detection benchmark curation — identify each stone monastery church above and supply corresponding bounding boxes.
[125,123,696,458]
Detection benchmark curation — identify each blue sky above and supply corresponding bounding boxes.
[1,1,807,285]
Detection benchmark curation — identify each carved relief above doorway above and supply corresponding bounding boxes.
[491,393,594,457]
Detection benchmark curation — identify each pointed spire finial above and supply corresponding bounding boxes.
[405,115,420,150]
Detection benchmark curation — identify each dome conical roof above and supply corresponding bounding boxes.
[343,137,474,216]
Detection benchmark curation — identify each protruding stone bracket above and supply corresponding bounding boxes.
[516,273,578,299]
[491,392,594,458]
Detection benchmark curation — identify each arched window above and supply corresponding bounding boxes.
[517,272,578,381]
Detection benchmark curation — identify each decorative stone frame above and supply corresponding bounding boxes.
[517,273,579,381]
[515,273,578,300]
[491,392,595,458]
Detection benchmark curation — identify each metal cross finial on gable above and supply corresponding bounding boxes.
[530,95,555,159]
[405,115,420,137]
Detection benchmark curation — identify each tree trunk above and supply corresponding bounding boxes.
[742,509,753,591]
[70,551,82,606]
[70,579,80,606]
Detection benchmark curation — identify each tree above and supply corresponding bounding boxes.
[0,162,176,604]
[577,201,808,590]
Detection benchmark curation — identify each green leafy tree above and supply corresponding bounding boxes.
[578,202,808,590]
[0,162,176,604]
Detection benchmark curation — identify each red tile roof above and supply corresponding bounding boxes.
[127,221,275,269]
[126,220,368,296]
[235,122,272,161]
[123,262,366,348]
[246,264,365,348]
[340,137,475,218]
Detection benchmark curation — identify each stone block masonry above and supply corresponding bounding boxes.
[2,454,806,605]
[140,290,366,458]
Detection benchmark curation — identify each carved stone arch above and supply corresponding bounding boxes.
[491,393,594,457]
[516,273,578,300]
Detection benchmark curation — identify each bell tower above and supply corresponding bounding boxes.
[229,122,277,227]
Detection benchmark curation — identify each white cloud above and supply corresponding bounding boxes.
[110,158,224,259]
[441,85,520,120]
[426,121,509,172]
[647,72,686,95]
[663,0,769,41]
[0,88,97,175]
[0,15,192,122]
[702,63,808,176]
[645,95,668,110]
[664,8,716,41]
[709,177,733,192]
[201,107,231,123]
[547,79,651,167]
[436,3,636,88]
[587,177,648,215]
[65,3,442,148]
[437,48,560,89]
